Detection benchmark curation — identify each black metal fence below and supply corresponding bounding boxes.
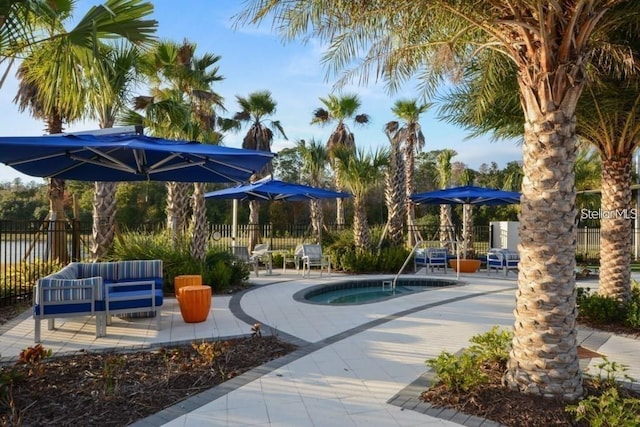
[5,219,617,307]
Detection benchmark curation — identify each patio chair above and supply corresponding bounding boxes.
[300,244,331,277]
[283,244,304,274]
[251,243,271,273]
[487,248,519,276]
[426,248,448,273]
[231,246,259,276]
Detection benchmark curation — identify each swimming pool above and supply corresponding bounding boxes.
[295,278,460,305]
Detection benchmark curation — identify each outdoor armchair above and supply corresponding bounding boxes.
[300,244,331,277]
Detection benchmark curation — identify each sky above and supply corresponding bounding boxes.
[0,0,523,184]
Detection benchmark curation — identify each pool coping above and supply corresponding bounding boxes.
[292,275,466,305]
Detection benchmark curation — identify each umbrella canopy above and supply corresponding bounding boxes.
[0,134,274,183]
[204,178,351,201]
[410,185,521,206]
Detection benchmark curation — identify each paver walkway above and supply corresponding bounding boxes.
[1,270,639,427]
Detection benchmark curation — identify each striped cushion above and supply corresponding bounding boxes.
[78,262,119,281]
[117,260,162,281]
[55,263,79,280]
[37,277,101,303]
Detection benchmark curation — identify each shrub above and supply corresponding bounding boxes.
[426,327,512,393]
[202,249,249,292]
[467,326,513,365]
[576,288,625,324]
[426,351,488,392]
[625,284,640,328]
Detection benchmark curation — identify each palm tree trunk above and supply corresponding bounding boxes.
[47,177,68,263]
[248,199,260,251]
[598,156,632,303]
[503,111,583,400]
[190,182,207,261]
[405,144,416,248]
[439,204,454,252]
[90,181,117,261]
[463,204,474,258]
[166,182,190,240]
[386,140,406,246]
[353,195,370,251]
[309,199,324,243]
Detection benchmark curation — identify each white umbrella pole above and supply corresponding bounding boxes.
[232,199,238,247]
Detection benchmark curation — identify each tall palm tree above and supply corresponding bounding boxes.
[13,0,156,262]
[333,147,388,252]
[383,121,406,247]
[234,90,287,250]
[125,40,226,259]
[297,139,329,243]
[390,99,429,248]
[239,0,640,399]
[435,149,456,251]
[87,43,143,261]
[311,93,369,228]
[577,82,640,303]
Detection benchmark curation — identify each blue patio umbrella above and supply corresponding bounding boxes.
[0,133,274,183]
[205,177,351,245]
[410,185,521,262]
[204,178,351,201]
[410,185,521,206]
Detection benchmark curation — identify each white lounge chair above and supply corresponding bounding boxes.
[300,244,331,277]
[231,246,259,276]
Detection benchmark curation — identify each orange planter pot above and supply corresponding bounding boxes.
[178,285,212,323]
[174,275,202,297]
[448,259,481,273]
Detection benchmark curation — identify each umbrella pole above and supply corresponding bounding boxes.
[232,199,238,247]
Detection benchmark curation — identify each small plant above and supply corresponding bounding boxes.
[102,355,125,395]
[588,357,635,390]
[566,387,640,427]
[566,357,640,426]
[577,289,625,324]
[18,344,51,375]
[192,341,219,365]
[251,323,262,337]
[426,351,489,392]
[467,326,513,365]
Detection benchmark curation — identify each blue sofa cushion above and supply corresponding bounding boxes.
[117,260,162,281]
[36,277,101,303]
[34,302,94,316]
[105,289,163,311]
[78,262,119,281]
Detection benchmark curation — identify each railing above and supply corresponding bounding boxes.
[2,219,622,307]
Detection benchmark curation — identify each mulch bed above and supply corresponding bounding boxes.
[1,335,296,426]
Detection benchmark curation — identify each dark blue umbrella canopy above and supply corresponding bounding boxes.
[410,185,521,206]
[205,178,351,201]
[0,134,274,183]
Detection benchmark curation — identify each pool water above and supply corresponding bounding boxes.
[298,278,459,305]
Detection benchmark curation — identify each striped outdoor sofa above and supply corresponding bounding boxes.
[33,260,163,343]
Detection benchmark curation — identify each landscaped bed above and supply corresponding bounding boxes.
[0,334,295,426]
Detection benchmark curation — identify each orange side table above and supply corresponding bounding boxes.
[174,275,202,297]
[178,285,212,323]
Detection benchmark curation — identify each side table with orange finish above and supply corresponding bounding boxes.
[174,275,202,297]
[178,285,212,323]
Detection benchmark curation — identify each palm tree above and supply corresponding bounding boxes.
[577,82,640,303]
[238,0,640,399]
[297,139,329,243]
[234,90,287,250]
[125,40,226,259]
[87,44,143,261]
[13,0,156,262]
[390,99,429,248]
[383,121,406,247]
[435,149,456,252]
[333,147,388,252]
[311,93,369,228]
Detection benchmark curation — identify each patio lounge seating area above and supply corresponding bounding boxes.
[487,248,520,276]
[33,260,163,342]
